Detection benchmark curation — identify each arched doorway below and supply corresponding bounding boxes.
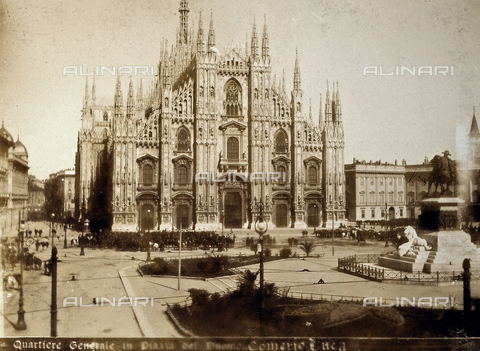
[141,204,155,231]
[224,193,242,228]
[275,204,288,228]
[388,207,395,220]
[307,204,319,227]
[176,205,189,230]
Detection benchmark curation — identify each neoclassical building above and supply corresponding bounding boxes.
[0,123,29,233]
[76,0,345,232]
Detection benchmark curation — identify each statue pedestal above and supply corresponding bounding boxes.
[422,230,480,273]
[379,197,480,273]
[378,250,430,273]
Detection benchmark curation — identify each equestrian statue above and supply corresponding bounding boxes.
[427,150,456,197]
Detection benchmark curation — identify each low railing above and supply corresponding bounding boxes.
[338,254,479,284]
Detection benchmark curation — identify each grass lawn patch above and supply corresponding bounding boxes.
[140,254,282,278]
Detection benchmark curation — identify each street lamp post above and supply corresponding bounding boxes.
[50,213,55,248]
[146,230,151,262]
[50,246,58,337]
[63,222,68,249]
[222,209,224,236]
[14,220,27,330]
[178,221,182,291]
[80,219,88,256]
[254,201,268,336]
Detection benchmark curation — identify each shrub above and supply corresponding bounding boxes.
[196,260,208,273]
[299,241,316,257]
[237,269,258,296]
[264,248,272,257]
[142,257,176,275]
[188,288,210,306]
[279,247,292,258]
[264,282,277,297]
[210,255,229,273]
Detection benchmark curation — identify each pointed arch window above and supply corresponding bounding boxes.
[225,80,241,116]
[177,128,190,152]
[227,137,239,161]
[103,112,108,121]
[143,164,153,185]
[274,130,288,153]
[308,166,318,186]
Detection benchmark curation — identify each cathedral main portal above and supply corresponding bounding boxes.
[176,205,189,230]
[276,204,288,228]
[140,204,155,231]
[224,193,242,228]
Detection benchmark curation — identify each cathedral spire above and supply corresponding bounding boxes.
[261,14,269,60]
[470,107,479,135]
[115,76,123,107]
[293,48,301,92]
[197,11,205,54]
[91,76,96,102]
[137,79,143,105]
[179,0,190,45]
[207,11,215,53]
[127,76,135,108]
[319,93,324,130]
[325,80,332,122]
[251,17,259,59]
[84,76,89,105]
[282,69,286,96]
[309,98,312,122]
[336,81,342,122]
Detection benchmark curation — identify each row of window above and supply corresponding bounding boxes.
[360,208,404,219]
[359,192,403,204]
[176,127,289,155]
[359,177,403,186]
[139,164,320,187]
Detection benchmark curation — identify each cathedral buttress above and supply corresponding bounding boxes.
[291,49,307,228]
[322,81,345,227]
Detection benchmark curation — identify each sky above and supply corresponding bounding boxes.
[0,0,479,180]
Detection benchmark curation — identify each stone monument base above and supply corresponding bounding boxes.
[378,250,430,273]
[422,230,480,273]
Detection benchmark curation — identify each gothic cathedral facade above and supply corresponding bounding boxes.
[76,0,345,232]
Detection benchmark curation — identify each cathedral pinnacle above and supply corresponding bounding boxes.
[115,76,123,107]
[251,17,259,59]
[262,15,269,60]
[179,0,190,45]
[325,80,332,122]
[309,98,312,122]
[84,76,89,105]
[197,11,205,54]
[91,75,96,102]
[319,93,324,130]
[293,48,301,91]
[336,81,342,122]
[208,11,215,53]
